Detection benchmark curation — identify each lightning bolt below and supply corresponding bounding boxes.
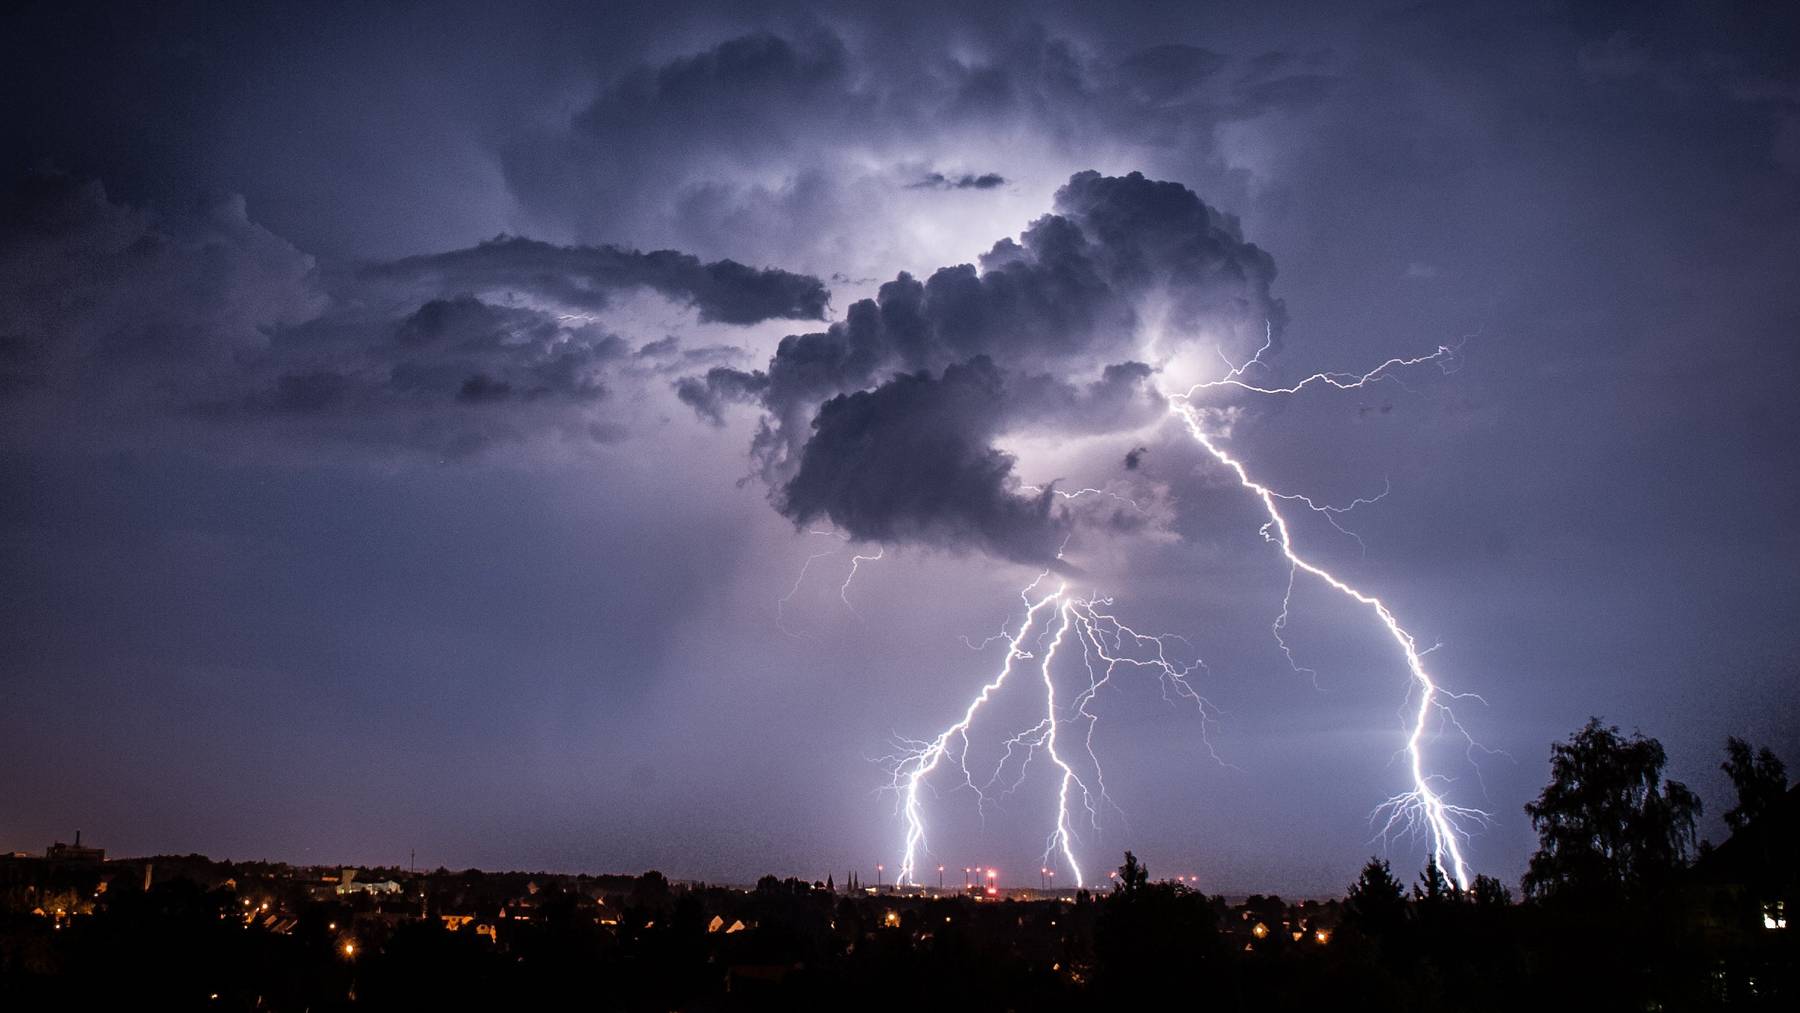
[1030,602,1084,884]
[839,547,884,619]
[1166,342,1488,889]
[887,576,1064,889]
[776,545,840,641]
[779,530,884,634]
[1020,483,1146,513]
[886,575,1212,890]
[877,330,1487,892]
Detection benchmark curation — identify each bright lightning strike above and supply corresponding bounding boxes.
[1165,343,1488,889]
[886,576,1062,889]
[880,335,1489,893]
[884,576,1211,890]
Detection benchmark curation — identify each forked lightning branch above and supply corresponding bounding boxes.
[868,339,1489,891]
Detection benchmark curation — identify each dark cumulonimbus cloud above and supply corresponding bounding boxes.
[367,236,829,325]
[680,170,1285,565]
[784,358,1063,562]
[909,171,1008,190]
[0,173,825,456]
[499,26,1340,280]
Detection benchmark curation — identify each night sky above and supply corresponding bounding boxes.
[4,0,1797,895]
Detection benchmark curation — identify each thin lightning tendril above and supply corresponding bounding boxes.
[776,547,840,641]
[840,548,884,618]
[1020,483,1147,513]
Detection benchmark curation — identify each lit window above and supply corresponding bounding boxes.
[1764,901,1787,930]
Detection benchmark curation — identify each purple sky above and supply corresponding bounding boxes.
[3,0,1796,895]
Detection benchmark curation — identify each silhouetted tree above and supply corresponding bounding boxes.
[1412,855,1458,907]
[1345,857,1407,932]
[1468,874,1511,908]
[1721,735,1788,833]
[627,869,670,913]
[1094,852,1219,1000]
[1522,717,1700,901]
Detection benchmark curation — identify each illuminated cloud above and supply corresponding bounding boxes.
[681,170,1282,563]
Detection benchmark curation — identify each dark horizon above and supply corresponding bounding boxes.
[14,836,1373,900]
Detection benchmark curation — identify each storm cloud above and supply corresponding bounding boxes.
[0,173,825,456]
[681,170,1277,563]
[497,26,1342,280]
[366,236,830,325]
[784,358,1067,564]
[910,172,1009,190]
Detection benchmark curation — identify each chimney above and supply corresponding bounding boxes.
[75,830,82,847]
